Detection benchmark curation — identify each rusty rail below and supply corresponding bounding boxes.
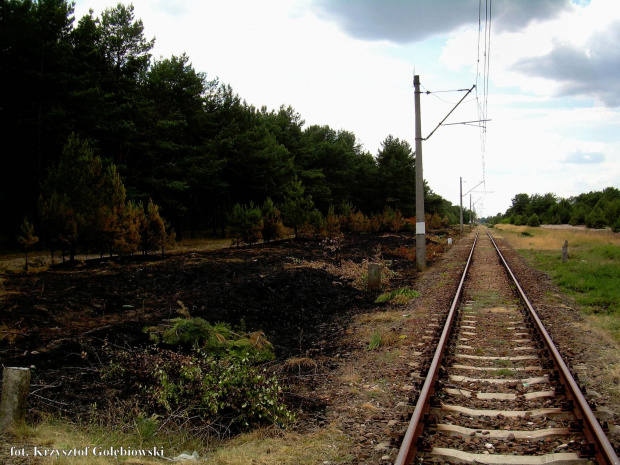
[486,228,619,465]
[394,231,479,465]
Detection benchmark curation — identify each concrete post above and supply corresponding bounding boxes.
[414,75,426,271]
[562,240,568,263]
[368,264,382,291]
[0,367,31,431]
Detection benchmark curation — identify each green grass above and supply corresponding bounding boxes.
[375,287,421,304]
[521,244,620,340]
[470,290,516,309]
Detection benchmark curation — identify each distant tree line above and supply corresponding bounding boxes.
[484,188,620,231]
[0,0,467,251]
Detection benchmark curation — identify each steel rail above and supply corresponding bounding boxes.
[394,230,479,465]
[486,228,619,465]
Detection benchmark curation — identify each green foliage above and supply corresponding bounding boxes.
[260,198,284,242]
[146,317,275,362]
[301,209,326,240]
[376,135,416,216]
[228,202,264,246]
[105,348,293,429]
[522,244,620,340]
[527,213,541,227]
[585,207,606,229]
[490,188,620,230]
[282,176,314,237]
[375,287,421,303]
[368,332,383,350]
[135,414,159,442]
[39,135,172,260]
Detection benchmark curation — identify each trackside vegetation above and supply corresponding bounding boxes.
[494,225,620,342]
[484,189,620,231]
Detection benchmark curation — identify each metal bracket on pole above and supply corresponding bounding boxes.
[424,84,476,141]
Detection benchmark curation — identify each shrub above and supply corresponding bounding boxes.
[105,348,293,429]
[304,209,326,239]
[585,207,606,229]
[147,318,275,362]
[391,210,406,232]
[228,203,263,246]
[261,198,284,243]
[325,205,340,239]
[527,213,541,227]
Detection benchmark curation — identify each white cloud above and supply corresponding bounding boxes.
[308,0,573,44]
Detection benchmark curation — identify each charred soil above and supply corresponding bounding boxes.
[0,233,432,422]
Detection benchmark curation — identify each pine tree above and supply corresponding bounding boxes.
[261,198,283,243]
[17,216,39,273]
[141,199,166,255]
[282,176,314,238]
[114,201,142,255]
[325,205,340,240]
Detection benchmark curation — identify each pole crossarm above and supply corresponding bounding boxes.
[462,180,485,197]
[442,119,491,126]
[423,84,476,141]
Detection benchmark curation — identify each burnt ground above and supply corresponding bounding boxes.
[0,232,432,420]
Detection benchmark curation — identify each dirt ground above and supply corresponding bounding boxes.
[0,233,430,417]
[1,228,618,464]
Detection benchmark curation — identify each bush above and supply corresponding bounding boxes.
[146,317,275,362]
[261,198,284,243]
[585,207,606,229]
[228,203,263,246]
[325,205,340,239]
[105,348,293,429]
[527,213,541,227]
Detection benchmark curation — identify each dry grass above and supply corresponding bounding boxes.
[356,310,404,325]
[204,427,353,464]
[6,421,168,465]
[9,417,349,465]
[281,357,318,374]
[340,363,363,384]
[493,224,620,251]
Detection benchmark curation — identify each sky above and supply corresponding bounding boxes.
[72,0,620,217]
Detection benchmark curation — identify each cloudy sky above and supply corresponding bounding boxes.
[73,0,620,217]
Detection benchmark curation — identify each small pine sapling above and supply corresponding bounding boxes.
[17,216,39,273]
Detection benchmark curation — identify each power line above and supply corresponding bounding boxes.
[475,0,492,211]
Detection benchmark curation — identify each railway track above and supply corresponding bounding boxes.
[395,229,619,465]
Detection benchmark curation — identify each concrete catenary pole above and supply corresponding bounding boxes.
[459,177,464,235]
[414,75,426,271]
